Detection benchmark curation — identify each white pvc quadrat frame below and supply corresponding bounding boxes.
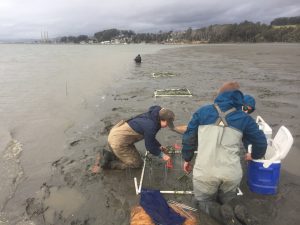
[133,151,194,195]
[154,88,193,98]
[133,151,244,196]
[133,116,269,195]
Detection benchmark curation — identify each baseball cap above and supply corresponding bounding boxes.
[159,108,175,129]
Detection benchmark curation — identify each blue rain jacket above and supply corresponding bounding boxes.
[182,90,267,161]
[127,105,162,156]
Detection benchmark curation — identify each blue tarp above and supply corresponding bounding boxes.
[140,188,186,225]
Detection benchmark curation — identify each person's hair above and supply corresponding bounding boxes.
[217,81,240,94]
[159,108,175,128]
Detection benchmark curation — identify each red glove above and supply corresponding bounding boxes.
[166,159,173,169]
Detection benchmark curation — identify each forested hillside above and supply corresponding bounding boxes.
[59,16,300,43]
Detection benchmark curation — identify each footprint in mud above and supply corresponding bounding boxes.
[99,119,114,135]
[103,190,129,222]
[112,94,129,101]
[25,198,46,224]
[261,100,298,109]
[111,107,140,114]
[69,139,82,147]
[257,87,283,99]
[25,183,51,224]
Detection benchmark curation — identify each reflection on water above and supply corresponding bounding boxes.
[0,43,178,224]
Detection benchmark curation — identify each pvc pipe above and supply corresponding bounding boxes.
[138,151,148,193]
[134,177,139,195]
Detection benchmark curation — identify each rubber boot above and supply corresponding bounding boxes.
[233,205,260,225]
[220,204,242,225]
[100,149,116,169]
[198,201,223,224]
[226,198,260,225]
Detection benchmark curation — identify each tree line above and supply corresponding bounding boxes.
[58,16,300,44]
[271,16,300,26]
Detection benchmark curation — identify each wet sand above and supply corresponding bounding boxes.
[19,44,300,225]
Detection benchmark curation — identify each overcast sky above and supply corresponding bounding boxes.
[0,0,299,39]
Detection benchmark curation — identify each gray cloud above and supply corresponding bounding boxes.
[0,0,299,39]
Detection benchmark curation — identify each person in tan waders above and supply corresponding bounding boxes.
[92,106,175,171]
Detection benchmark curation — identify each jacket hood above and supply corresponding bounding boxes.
[147,105,162,124]
[244,95,256,110]
[214,90,244,111]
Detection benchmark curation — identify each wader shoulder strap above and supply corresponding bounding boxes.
[213,104,236,127]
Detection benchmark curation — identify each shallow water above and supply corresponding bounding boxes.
[0,43,178,224]
[44,187,86,221]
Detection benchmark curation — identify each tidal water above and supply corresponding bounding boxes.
[0,43,177,223]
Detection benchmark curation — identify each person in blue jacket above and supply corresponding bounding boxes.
[172,94,257,135]
[182,82,267,225]
[97,106,175,170]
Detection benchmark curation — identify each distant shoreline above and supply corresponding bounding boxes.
[1,41,300,45]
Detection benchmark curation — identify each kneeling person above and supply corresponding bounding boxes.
[103,106,174,170]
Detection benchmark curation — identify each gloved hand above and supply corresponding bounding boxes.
[166,159,173,169]
[160,146,168,154]
[162,153,170,161]
[183,161,192,173]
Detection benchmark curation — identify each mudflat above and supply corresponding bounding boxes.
[23,44,300,225]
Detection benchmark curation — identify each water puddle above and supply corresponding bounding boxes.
[44,187,86,223]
